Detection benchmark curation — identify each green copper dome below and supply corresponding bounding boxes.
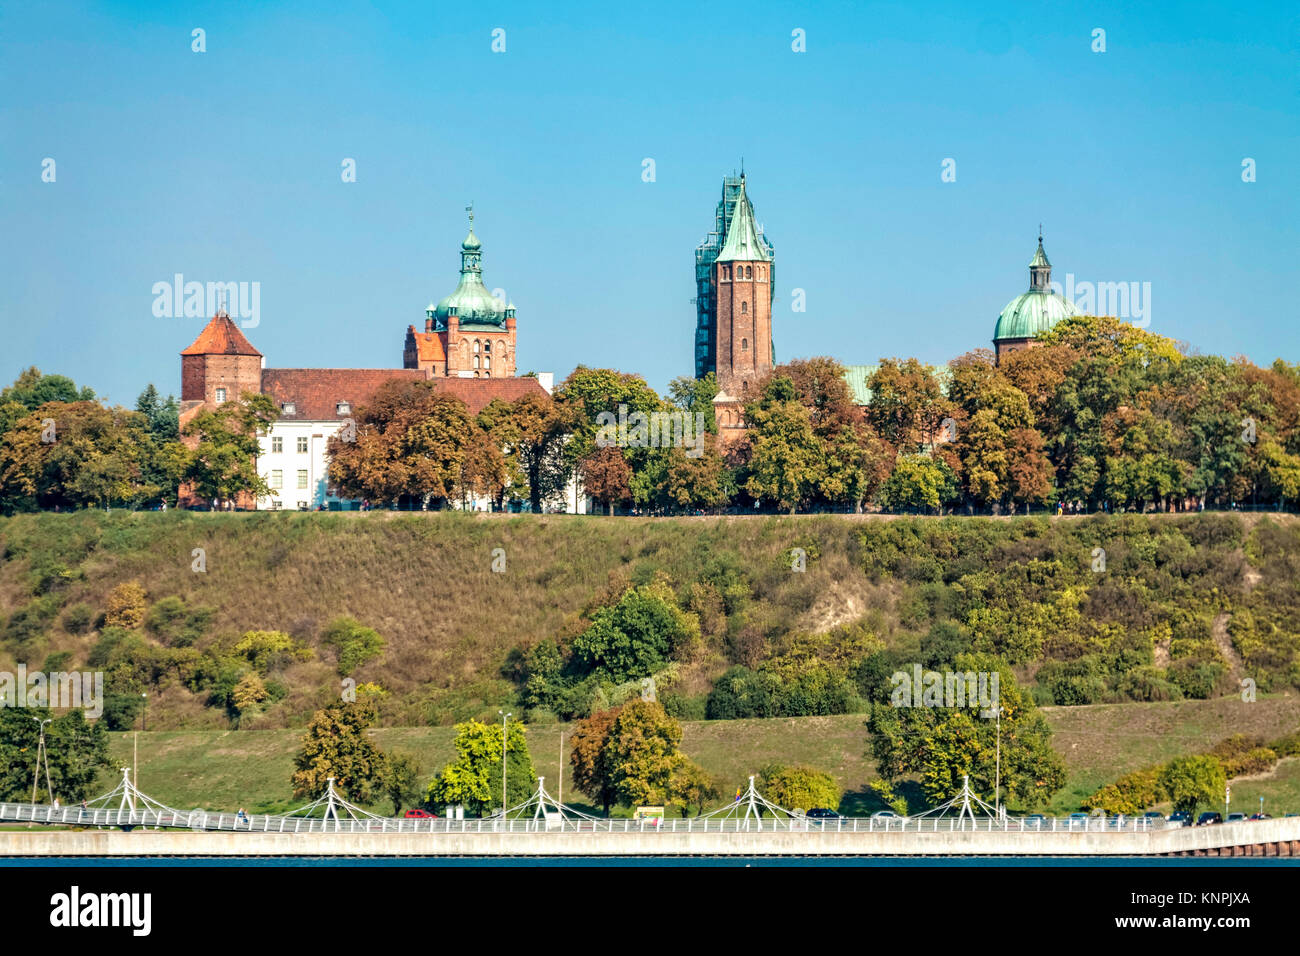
[993,235,1078,342]
[993,290,1079,340]
[429,223,506,329]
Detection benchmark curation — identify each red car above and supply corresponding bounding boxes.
[404,808,437,818]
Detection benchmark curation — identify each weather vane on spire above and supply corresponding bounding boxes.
[466,201,474,225]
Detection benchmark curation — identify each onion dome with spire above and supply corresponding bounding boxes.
[428,208,507,330]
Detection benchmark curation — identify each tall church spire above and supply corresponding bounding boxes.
[716,175,771,263]
[1028,230,1052,291]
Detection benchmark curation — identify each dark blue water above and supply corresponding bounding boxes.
[6,856,1299,867]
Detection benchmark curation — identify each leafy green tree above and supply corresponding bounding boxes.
[571,580,700,683]
[383,751,424,815]
[743,377,824,513]
[426,718,536,816]
[182,392,278,506]
[867,655,1066,810]
[291,700,387,804]
[0,367,95,413]
[878,454,958,514]
[0,708,113,803]
[1158,755,1226,816]
[480,392,573,512]
[759,764,840,812]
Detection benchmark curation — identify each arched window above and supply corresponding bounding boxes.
[484,356,490,369]
[745,265,752,279]
[484,341,491,353]
[741,301,748,314]
[474,355,480,369]
[741,337,749,351]
[473,340,480,353]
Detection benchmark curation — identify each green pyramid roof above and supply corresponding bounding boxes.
[716,177,770,263]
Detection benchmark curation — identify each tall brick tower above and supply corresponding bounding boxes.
[694,174,775,383]
[705,175,774,437]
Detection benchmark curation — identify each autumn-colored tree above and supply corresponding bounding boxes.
[105,580,148,629]
[568,706,621,814]
[866,358,954,452]
[580,445,632,514]
[606,698,690,808]
[669,760,717,816]
[759,357,860,436]
[481,392,573,512]
[327,380,471,508]
[759,764,840,812]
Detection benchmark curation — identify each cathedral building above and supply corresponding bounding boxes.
[178,212,552,511]
[693,173,776,437]
[404,212,518,378]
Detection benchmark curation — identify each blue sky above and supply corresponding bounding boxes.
[2,0,1297,405]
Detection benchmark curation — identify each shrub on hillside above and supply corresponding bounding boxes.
[321,617,386,677]
[1166,659,1225,699]
[144,596,214,647]
[1080,767,1161,815]
[3,596,59,650]
[61,602,94,635]
[104,580,147,630]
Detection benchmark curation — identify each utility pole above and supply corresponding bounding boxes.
[498,710,511,817]
[558,731,565,805]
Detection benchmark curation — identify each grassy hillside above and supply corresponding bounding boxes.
[104,695,1300,816]
[2,510,1299,733]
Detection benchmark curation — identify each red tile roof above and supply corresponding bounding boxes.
[410,330,446,364]
[429,376,550,415]
[260,368,427,421]
[181,313,263,357]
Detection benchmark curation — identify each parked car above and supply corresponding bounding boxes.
[1168,811,1193,827]
[1249,813,1272,821]
[1143,811,1166,823]
[1196,811,1223,826]
[404,808,437,819]
[1022,813,1047,829]
[871,811,901,822]
[1226,812,1247,823]
[805,808,841,819]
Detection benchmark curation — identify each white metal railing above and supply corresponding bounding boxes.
[0,803,1175,835]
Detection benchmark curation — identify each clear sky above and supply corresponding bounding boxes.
[3,1,1297,405]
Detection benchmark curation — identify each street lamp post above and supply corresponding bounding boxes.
[994,704,1003,818]
[498,710,511,818]
[29,717,53,804]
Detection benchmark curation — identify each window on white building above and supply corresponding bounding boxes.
[297,437,308,454]
[282,402,296,415]
[271,437,283,454]
[270,469,283,489]
[297,470,308,489]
